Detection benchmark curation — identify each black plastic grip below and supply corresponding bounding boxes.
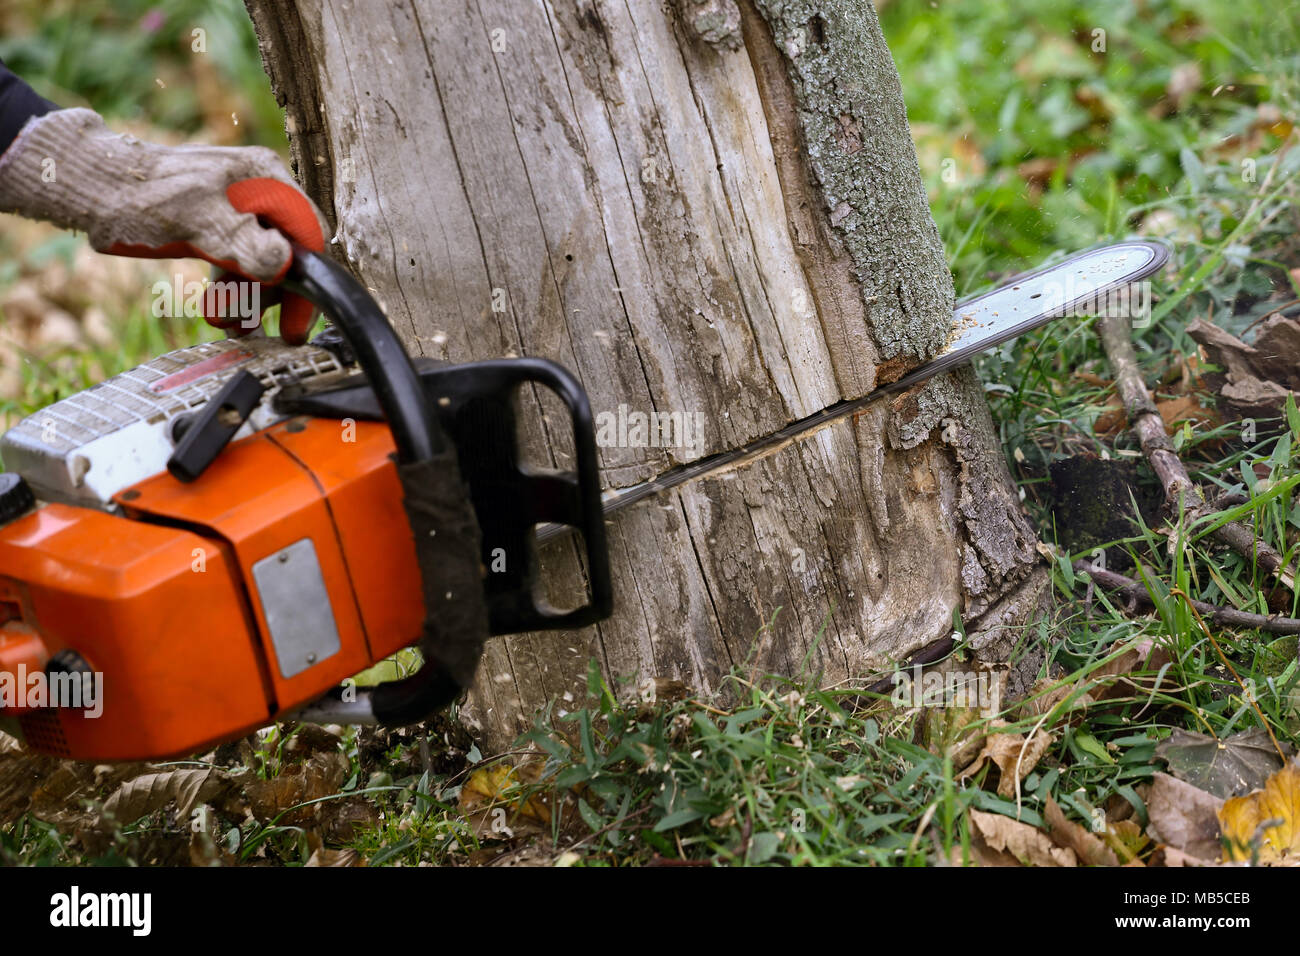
[167,370,266,482]
[281,250,444,464]
[421,358,613,633]
[274,357,613,635]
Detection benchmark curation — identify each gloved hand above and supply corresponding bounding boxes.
[0,107,327,344]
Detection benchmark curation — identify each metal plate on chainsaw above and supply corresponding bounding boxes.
[251,537,342,679]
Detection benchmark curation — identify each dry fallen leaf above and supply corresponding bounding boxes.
[925,704,988,769]
[244,750,350,825]
[103,768,235,822]
[1156,727,1289,798]
[1090,390,1217,438]
[1146,772,1224,861]
[459,760,569,839]
[1219,761,1300,863]
[1017,678,1094,726]
[957,720,1054,798]
[1044,795,1118,866]
[1020,639,1171,725]
[951,838,1021,868]
[967,809,1076,867]
[459,764,516,808]
[1103,818,1151,864]
[305,847,362,867]
[1089,638,1173,711]
[1093,397,1127,437]
[1156,393,1219,434]
[460,763,549,820]
[1151,845,1218,867]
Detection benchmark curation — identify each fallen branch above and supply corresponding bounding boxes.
[1096,311,1295,590]
[1073,560,1300,635]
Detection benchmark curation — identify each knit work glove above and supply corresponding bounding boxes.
[0,107,327,344]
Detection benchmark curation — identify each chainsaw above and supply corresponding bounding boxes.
[0,240,1167,761]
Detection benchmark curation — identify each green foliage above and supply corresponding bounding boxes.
[514,673,953,865]
[0,305,220,429]
[0,0,286,148]
[881,0,1297,289]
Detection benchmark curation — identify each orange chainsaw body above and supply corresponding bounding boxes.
[0,417,419,760]
[0,254,610,762]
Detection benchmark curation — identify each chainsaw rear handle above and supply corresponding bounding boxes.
[282,247,479,725]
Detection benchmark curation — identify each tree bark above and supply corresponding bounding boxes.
[247,0,1048,749]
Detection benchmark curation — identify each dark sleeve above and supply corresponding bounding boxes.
[0,58,57,154]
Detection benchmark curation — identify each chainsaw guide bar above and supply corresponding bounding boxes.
[540,239,1169,540]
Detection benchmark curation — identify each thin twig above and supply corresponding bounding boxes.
[1205,490,1250,512]
[1241,296,1300,337]
[566,806,652,851]
[1072,560,1300,635]
[1095,310,1295,590]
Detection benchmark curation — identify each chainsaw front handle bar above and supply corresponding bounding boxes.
[282,248,444,464]
[282,248,482,726]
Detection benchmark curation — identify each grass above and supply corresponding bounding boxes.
[1,0,1298,865]
[0,0,286,149]
[0,306,220,428]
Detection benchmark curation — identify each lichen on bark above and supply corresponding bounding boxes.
[749,0,952,362]
[890,364,1044,607]
[677,0,744,50]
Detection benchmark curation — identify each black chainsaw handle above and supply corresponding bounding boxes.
[282,248,444,464]
[282,248,479,725]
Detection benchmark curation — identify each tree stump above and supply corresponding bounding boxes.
[246,0,1047,748]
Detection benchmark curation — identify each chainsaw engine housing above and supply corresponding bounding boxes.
[0,331,609,760]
